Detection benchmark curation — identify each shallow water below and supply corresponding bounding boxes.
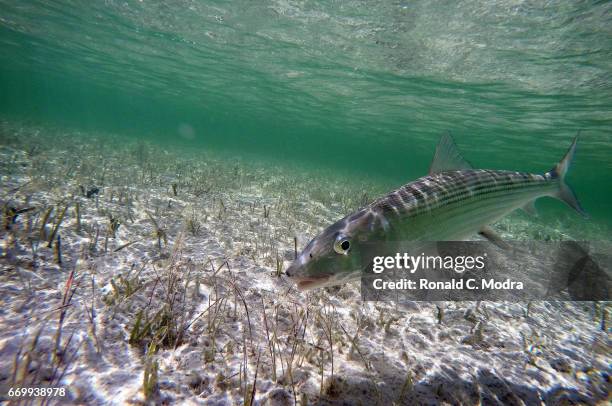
[1,0,611,230]
[0,123,609,404]
[0,2,611,405]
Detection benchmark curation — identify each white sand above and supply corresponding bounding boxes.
[0,121,609,405]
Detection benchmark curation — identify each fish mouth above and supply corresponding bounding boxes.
[292,270,364,291]
[294,275,332,291]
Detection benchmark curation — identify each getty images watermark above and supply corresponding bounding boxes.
[361,241,611,302]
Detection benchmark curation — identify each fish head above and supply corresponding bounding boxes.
[286,210,376,290]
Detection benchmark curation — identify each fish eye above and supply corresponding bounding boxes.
[333,236,351,255]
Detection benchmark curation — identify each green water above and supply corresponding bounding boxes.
[1,1,611,230]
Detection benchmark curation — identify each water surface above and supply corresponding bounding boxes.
[1,0,610,228]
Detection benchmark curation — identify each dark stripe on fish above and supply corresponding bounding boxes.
[371,169,554,217]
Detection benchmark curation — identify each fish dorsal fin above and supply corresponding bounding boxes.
[429,133,473,174]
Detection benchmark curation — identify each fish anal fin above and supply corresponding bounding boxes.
[429,132,473,175]
[521,200,538,216]
[479,226,510,250]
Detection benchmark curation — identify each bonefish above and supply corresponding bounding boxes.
[285,134,586,290]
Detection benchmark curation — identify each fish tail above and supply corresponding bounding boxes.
[547,132,587,217]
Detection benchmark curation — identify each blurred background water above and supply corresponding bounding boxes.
[0,0,610,230]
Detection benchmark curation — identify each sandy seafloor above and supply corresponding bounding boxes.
[0,120,609,405]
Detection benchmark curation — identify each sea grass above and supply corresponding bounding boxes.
[54,234,62,265]
[47,205,68,248]
[39,206,53,240]
[74,201,81,233]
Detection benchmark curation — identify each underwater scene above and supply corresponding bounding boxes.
[0,1,610,405]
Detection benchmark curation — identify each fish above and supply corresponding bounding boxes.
[285,133,586,290]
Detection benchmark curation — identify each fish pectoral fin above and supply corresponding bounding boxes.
[429,132,473,175]
[521,200,538,216]
[479,226,510,250]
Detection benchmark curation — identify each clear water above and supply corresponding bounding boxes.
[1,0,611,230]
